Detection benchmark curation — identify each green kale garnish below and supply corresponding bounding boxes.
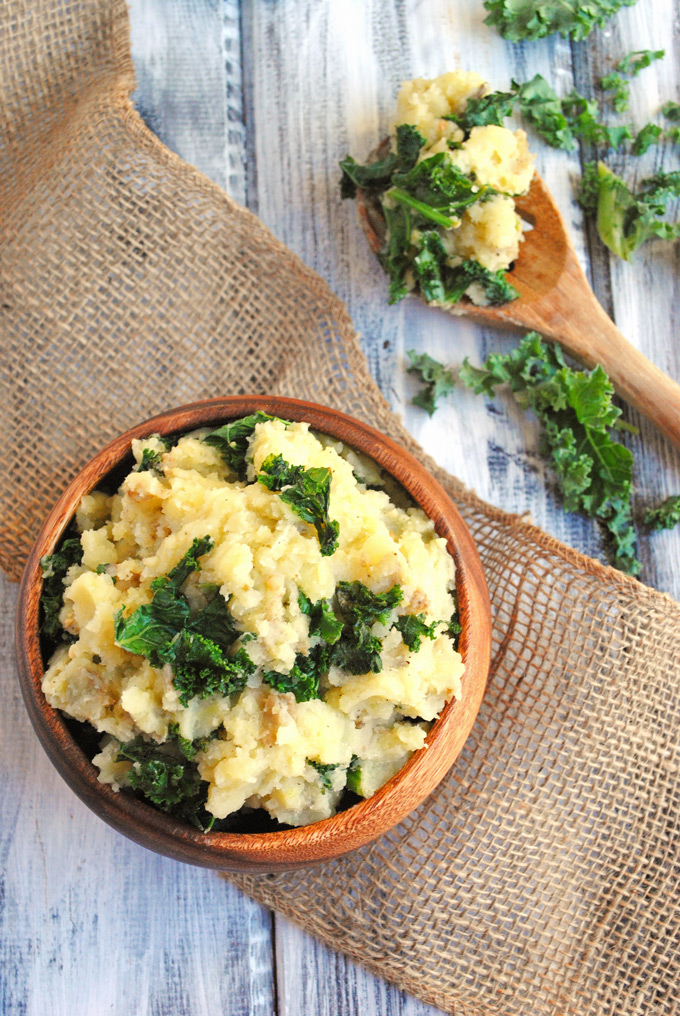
[404,232,519,310]
[340,123,425,198]
[460,332,640,575]
[136,446,165,474]
[263,644,330,702]
[115,536,255,705]
[632,123,664,155]
[307,760,342,794]
[644,496,680,532]
[40,535,83,645]
[115,732,213,830]
[298,590,344,644]
[258,454,340,556]
[331,581,403,675]
[661,101,680,122]
[447,593,463,650]
[577,162,680,261]
[513,75,631,152]
[602,50,664,112]
[406,349,456,416]
[393,613,441,652]
[483,0,639,42]
[445,90,516,131]
[204,412,275,480]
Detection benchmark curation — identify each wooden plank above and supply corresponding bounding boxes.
[129,0,246,203]
[0,574,275,1016]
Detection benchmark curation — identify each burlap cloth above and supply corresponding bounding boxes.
[2,3,679,1013]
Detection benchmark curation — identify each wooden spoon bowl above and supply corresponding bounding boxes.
[15,396,491,872]
[358,153,680,449]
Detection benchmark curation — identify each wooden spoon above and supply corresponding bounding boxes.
[357,161,680,449]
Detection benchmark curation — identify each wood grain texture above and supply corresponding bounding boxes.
[3,1,679,1014]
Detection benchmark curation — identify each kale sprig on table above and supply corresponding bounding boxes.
[340,124,519,308]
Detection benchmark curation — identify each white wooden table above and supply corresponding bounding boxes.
[2,2,679,1013]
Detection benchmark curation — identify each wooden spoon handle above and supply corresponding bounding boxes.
[534,286,680,448]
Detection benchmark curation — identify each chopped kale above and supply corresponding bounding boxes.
[388,154,498,223]
[632,123,664,155]
[172,637,255,706]
[577,162,680,261]
[298,590,344,644]
[445,90,516,131]
[114,536,254,705]
[136,446,165,474]
[339,123,425,198]
[513,75,631,152]
[406,232,519,310]
[263,644,329,702]
[393,613,441,652]
[483,0,639,42]
[307,760,342,793]
[617,49,665,76]
[115,733,214,830]
[644,496,680,531]
[204,412,275,480]
[600,72,630,113]
[406,349,456,416]
[258,454,339,556]
[40,535,83,646]
[460,333,640,575]
[661,101,680,122]
[331,581,403,675]
[602,51,664,112]
[447,596,463,651]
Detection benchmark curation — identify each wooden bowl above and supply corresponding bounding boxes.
[16,396,491,872]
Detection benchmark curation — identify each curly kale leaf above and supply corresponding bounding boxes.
[204,412,276,480]
[393,613,441,652]
[460,332,640,574]
[40,535,83,646]
[172,636,255,706]
[632,123,664,155]
[406,349,457,416]
[298,590,344,644]
[115,733,214,830]
[263,644,330,702]
[135,446,165,474]
[331,581,403,675]
[445,90,516,131]
[661,101,680,123]
[601,50,664,111]
[577,162,680,261]
[405,232,519,310]
[258,454,339,556]
[388,154,498,223]
[307,760,342,793]
[340,123,425,198]
[513,76,631,152]
[447,591,463,650]
[644,496,680,532]
[115,536,254,704]
[483,0,639,42]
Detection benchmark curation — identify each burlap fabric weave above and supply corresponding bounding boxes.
[2,3,679,1014]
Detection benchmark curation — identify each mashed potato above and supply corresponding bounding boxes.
[42,417,463,829]
[387,71,534,303]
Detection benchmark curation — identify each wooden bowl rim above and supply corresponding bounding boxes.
[16,395,491,871]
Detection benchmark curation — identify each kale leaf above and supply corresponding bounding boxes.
[447,591,463,651]
[644,496,680,532]
[204,412,275,480]
[263,644,330,702]
[115,732,214,830]
[577,162,680,261]
[307,760,342,794]
[258,454,340,556]
[340,124,425,198]
[483,0,639,42]
[393,613,441,652]
[114,536,255,705]
[602,50,665,112]
[445,90,516,131]
[136,446,165,474]
[513,76,631,152]
[298,590,344,644]
[460,332,640,575]
[40,535,83,646]
[331,581,403,674]
[617,49,665,76]
[661,101,680,123]
[406,349,456,416]
[631,123,664,156]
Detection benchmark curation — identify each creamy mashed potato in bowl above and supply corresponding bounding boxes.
[16,397,491,871]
